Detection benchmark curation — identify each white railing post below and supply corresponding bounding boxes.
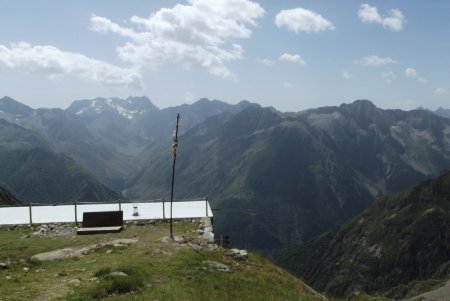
[74,200,78,224]
[29,202,33,225]
[162,198,165,219]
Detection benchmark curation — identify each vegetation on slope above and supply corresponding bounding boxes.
[0,147,120,203]
[280,170,450,299]
[0,186,22,205]
[0,119,120,203]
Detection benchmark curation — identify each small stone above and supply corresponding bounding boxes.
[106,250,112,254]
[202,229,214,243]
[23,267,29,272]
[0,262,8,269]
[208,244,219,251]
[203,260,230,272]
[89,277,98,282]
[68,279,81,286]
[229,248,248,260]
[108,271,128,277]
[174,236,187,243]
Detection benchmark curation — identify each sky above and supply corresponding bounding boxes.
[1,0,449,112]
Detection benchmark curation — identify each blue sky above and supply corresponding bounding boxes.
[0,0,449,112]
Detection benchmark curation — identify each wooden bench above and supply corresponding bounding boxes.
[76,211,123,235]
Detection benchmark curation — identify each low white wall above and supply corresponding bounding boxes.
[0,200,213,225]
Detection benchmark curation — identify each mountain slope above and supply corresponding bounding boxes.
[0,186,22,205]
[0,119,120,203]
[280,170,450,299]
[128,100,450,256]
[0,96,34,116]
[435,107,450,119]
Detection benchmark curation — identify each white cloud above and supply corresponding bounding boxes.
[405,67,418,78]
[282,81,293,88]
[355,55,397,66]
[358,4,405,31]
[382,71,396,83]
[358,4,382,23]
[256,58,274,66]
[0,42,141,88]
[279,53,306,65]
[405,67,427,83]
[275,8,334,33]
[91,0,265,78]
[342,71,353,79]
[435,88,449,97]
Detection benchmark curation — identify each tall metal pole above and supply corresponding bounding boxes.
[170,113,180,239]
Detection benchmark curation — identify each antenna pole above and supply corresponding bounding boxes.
[170,113,180,239]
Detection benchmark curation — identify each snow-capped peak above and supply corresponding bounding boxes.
[70,96,157,119]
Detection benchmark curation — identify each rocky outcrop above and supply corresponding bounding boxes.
[30,238,138,261]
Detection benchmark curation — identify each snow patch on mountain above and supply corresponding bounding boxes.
[75,98,148,120]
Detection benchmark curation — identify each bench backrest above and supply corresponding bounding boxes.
[82,211,123,228]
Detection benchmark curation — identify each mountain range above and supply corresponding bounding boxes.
[1,96,449,258]
[127,99,450,256]
[0,96,252,192]
[280,169,450,299]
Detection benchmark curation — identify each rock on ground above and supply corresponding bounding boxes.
[203,260,230,272]
[30,238,138,261]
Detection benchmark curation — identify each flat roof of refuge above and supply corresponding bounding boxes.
[0,199,213,225]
